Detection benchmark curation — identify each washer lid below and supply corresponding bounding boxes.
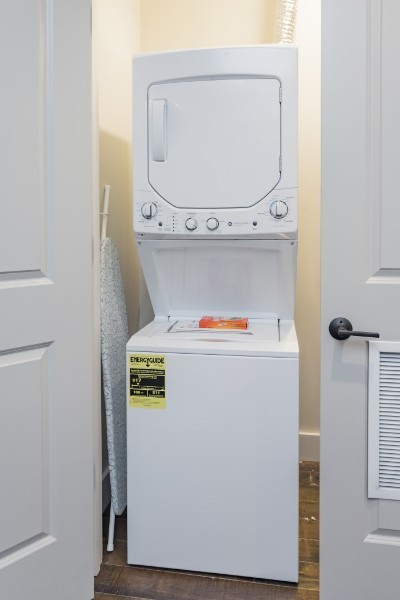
[148,77,281,210]
[137,239,297,321]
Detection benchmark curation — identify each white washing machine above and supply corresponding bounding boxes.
[127,47,299,582]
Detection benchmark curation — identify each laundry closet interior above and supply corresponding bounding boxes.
[96,0,320,593]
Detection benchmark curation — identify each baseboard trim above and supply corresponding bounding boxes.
[300,431,320,462]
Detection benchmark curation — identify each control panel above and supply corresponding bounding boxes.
[134,188,297,239]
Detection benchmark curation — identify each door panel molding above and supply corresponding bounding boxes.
[367,271,400,283]
[0,345,53,555]
[0,0,50,275]
[365,531,400,546]
[0,272,51,284]
[368,0,400,275]
[0,534,56,570]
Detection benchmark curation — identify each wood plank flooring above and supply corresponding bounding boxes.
[95,461,319,600]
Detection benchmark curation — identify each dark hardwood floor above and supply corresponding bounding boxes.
[95,461,319,600]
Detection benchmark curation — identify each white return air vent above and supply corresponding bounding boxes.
[369,342,400,500]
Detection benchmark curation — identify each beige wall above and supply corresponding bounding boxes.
[141,0,275,51]
[97,0,321,457]
[97,0,142,335]
[295,0,321,450]
[97,0,141,500]
[140,0,321,453]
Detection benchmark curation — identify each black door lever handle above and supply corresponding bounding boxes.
[329,317,380,341]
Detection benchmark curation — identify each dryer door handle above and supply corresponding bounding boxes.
[151,99,166,162]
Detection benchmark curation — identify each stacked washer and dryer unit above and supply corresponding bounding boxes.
[127,46,298,582]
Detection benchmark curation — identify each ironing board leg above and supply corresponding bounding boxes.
[107,504,115,552]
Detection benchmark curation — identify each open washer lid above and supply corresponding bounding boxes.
[137,239,297,321]
[148,77,281,210]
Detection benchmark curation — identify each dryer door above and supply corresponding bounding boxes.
[148,78,281,210]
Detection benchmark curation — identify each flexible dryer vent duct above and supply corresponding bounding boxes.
[273,0,297,43]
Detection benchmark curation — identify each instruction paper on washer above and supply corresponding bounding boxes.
[168,319,252,334]
[129,353,166,409]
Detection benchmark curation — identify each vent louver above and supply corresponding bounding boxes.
[369,344,400,500]
[378,353,400,488]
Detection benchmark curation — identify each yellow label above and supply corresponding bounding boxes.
[128,353,166,409]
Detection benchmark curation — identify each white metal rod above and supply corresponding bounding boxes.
[107,503,116,552]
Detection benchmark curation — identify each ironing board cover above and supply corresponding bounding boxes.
[100,238,128,515]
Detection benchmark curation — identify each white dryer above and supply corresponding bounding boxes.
[127,46,299,582]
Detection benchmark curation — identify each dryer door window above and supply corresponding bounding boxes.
[147,78,281,210]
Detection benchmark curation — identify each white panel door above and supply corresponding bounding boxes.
[321,0,400,598]
[0,2,95,599]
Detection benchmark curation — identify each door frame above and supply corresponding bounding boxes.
[92,0,102,575]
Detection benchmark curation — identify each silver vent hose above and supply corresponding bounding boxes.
[273,0,297,43]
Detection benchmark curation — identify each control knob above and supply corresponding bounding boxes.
[185,217,198,231]
[141,202,157,219]
[270,200,288,219]
[207,217,219,231]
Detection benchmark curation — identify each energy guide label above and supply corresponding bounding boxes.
[129,354,166,409]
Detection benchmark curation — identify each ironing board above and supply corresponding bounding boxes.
[100,235,128,551]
